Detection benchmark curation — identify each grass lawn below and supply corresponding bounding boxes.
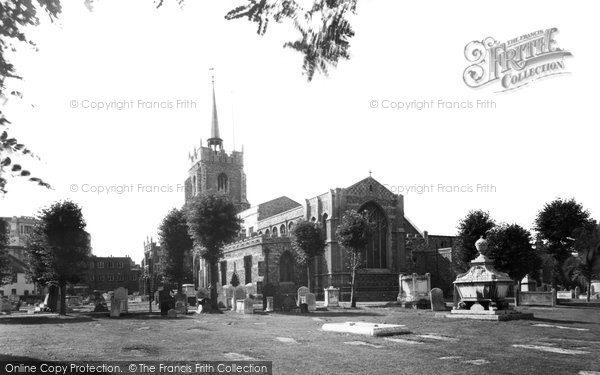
[1,304,599,374]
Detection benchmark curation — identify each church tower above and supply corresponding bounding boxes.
[184,72,250,212]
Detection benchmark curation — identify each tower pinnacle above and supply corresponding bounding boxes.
[207,68,223,151]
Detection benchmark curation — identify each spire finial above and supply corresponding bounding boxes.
[207,67,223,151]
[369,170,372,177]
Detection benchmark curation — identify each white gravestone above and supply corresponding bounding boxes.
[324,286,340,307]
[297,287,310,307]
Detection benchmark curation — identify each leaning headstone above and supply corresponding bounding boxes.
[113,287,128,314]
[297,286,309,306]
[430,288,445,311]
[305,293,317,312]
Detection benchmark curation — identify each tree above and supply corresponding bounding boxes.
[185,193,241,310]
[0,217,11,285]
[572,223,600,301]
[291,220,326,292]
[26,200,91,315]
[455,210,496,271]
[0,0,56,194]
[230,271,240,287]
[335,209,374,308]
[224,0,357,81]
[486,223,541,283]
[534,198,595,288]
[158,208,194,293]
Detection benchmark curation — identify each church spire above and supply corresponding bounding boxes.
[207,68,223,151]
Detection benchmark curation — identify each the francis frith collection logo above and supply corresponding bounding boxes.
[463,28,572,92]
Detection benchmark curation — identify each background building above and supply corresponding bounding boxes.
[0,216,39,297]
[80,256,141,294]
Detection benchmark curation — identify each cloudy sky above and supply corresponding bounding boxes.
[1,0,598,263]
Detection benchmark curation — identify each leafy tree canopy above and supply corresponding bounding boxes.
[291,220,326,264]
[158,208,194,289]
[185,193,242,263]
[486,223,541,281]
[455,210,496,269]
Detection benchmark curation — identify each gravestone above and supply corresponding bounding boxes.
[282,296,296,311]
[216,283,227,308]
[243,298,254,314]
[265,297,274,312]
[159,289,172,316]
[305,293,317,312]
[110,298,121,318]
[324,286,340,307]
[430,288,445,311]
[245,283,256,298]
[297,287,309,307]
[174,292,187,315]
[262,283,276,310]
[235,285,246,301]
[223,285,234,309]
[113,287,128,314]
[1,299,12,314]
[167,308,177,318]
[575,286,581,298]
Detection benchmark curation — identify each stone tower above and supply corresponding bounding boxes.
[184,74,250,212]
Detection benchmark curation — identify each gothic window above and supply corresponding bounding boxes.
[258,230,263,236]
[311,217,316,223]
[288,222,294,234]
[220,261,227,285]
[280,224,286,236]
[192,175,197,195]
[218,173,228,192]
[265,229,270,237]
[244,255,252,284]
[279,252,294,282]
[360,201,388,269]
[322,213,328,240]
[272,227,278,237]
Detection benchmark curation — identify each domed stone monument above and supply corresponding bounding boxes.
[447,237,533,321]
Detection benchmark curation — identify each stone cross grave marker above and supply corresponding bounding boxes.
[297,286,309,306]
[429,288,445,311]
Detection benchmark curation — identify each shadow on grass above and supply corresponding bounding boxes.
[271,311,382,318]
[530,317,594,325]
[0,315,96,325]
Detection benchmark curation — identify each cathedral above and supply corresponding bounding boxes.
[186,80,455,303]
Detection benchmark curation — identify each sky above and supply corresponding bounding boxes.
[1,0,598,264]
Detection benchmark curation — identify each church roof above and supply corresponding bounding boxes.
[257,196,302,220]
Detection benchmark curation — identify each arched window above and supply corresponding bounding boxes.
[288,222,294,234]
[279,252,295,282]
[322,213,328,240]
[192,175,197,195]
[265,229,270,237]
[217,173,228,192]
[311,217,316,223]
[280,224,286,236]
[258,230,263,236]
[272,227,278,237]
[360,201,388,269]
